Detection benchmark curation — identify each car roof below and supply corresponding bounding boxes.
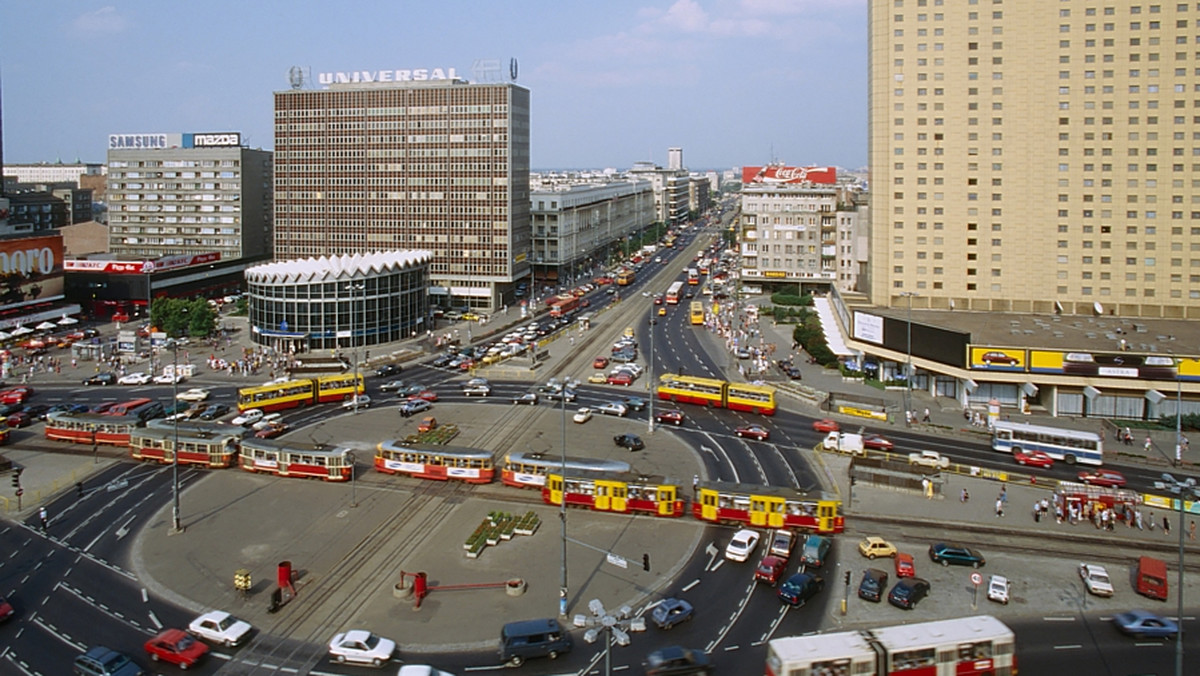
[340,629,373,642]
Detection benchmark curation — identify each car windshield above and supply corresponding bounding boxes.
[1089,570,1110,583]
[101,654,132,670]
[862,577,880,591]
[216,616,235,630]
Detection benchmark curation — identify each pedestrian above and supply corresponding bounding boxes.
[1145,436,1153,452]
[1135,509,1144,530]
[999,485,1007,504]
[1163,516,1171,535]
[1183,436,1190,453]
[1034,502,1042,523]
[38,506,48,531]
[692,474,699,494]
[995,498,1004,517]
[905,410,913,425]
[1190,520,1196,541]
[960,488,969,503]
[923,408,931,423]
[1149,511,1157,531]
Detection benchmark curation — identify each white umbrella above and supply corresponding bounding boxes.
[11,326,33,336]
[35,321,57,331]
[58,315,79,326]
[0,331,11,340]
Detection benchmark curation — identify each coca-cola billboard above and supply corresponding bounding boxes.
[742,165,837,185]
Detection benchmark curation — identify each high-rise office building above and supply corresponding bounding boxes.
[667,147,683,171]
[869,0,1200,318]
[273,77,531,312]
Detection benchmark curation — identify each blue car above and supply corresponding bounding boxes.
[650,598,694,629]
[778,573,824,606]
[1113,610,1178,639]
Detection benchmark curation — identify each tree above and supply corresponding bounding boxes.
[150,297,217,338]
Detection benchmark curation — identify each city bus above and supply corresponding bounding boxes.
[991,419,1103,465]
[238,437,353,481]
[44,412,141,446]
[687,268,700,285]
[500,451,631,488]
[616,269,635,286]
[689,301,705,325]
[375,440,495,484]
[656,374,777,415]
[766,615,1016,676]
[665,281,684,305]
[129,427,241,468]
[236,373,365,412]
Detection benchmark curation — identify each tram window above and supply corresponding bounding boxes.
[732,496,751,509]
[718,496,731,508]
[430,456,442,465]
[958,642,994,660]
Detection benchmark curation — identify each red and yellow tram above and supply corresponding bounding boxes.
[129,427,240,468]
[500,451,632,488]
[45,412,141,446]
[692,480,844,534]
[543,469,686,517]
[239,437,352,482]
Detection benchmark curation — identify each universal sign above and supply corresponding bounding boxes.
[317,67,458,85]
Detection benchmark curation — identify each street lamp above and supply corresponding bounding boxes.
[899,292,919,425]
[1155,471,1197,676]
[346,282,365,413]
[166,339,183,534]
[647,318,655,434]
[348,451,358,508]
[580,598,642,676]
[560,382,569,618]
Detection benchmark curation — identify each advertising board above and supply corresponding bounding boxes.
[0,234,65,310]
[742,166,837,185]
[852,311,884,345]
[1023,349,1199,382]
[968,347,1026,371]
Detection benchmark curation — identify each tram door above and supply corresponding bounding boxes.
[656,486,677,516]
[546,475,564,506]
[750,495,786,528]
[697,488,720,522]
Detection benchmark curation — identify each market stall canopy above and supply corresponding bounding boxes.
[35,321,58,331]
[11,326,33,336]
[58,315,79,325]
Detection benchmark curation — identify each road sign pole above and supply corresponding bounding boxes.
[970,571,982,609]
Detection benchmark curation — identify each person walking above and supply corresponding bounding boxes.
[1163,516,1171,535]
[38,507,48,531]
[1190,520,1196,541]
[995,498,1004,518]
[960,488,969,503]
[922,408,931,423]
[1144,436,1153,452]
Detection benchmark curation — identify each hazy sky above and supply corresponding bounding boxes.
[1,0,866,171]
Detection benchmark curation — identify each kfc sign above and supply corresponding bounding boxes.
[742,166,837,185]
[65,252,220,275]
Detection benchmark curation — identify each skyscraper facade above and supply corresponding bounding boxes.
[273,78,531,312]
[870,0,1200,318]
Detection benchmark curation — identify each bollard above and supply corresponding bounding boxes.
[413,571,428,608]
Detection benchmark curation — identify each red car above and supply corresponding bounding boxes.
[812,418,840,433]
[1014,449,1054,468]
[0,387,32,405]
[254,422,290,439]
[895,552,916,578]
[458,359,476,370]
[1078,469,1126,488]
[607,373,634,386]
[408,390,439,402]
[863,434,894,451]
[0,595,13,622]
[755,555,788,587]
[6,412,32,428]
[655,409,685,426]
[593,356,610,369]
[145,628,209,668]
[735,425,770,441]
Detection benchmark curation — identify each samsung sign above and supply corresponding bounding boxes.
[108,133,170,150]
[185,132,241,148]
[317,67,458,86]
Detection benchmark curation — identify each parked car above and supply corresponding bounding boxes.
[1113,610,1179,639]
[858,568,889,602]
[588,372,608,384]
[755,555,788,586]
[1014,449,1055,468]
[188,610,253,647]
[117,372,152,385]
[176,388,211,402]
[614,433,644,451]
[812,418,840,433]
[607,372,634,386]
[83,372,117,386]
[327,629,396,667]
[928,542,985,568]
[650,598,694,630]
[73,646,144,676]
[799,535,831,568]
[724,529,760,562]
[888,578,931,609]
[144,628,209,668]
[987,575,1010,605]
[735,424,770,441]
[778,573,824,606]
[643,645,711,676]
[1078,469,1126,488]
[858,536,898,559]
[572,408,593,424]
[6,411,32,428]
[399,399,432,417]
[895,552,916,578]
[655,409,685,426]
[198,404,230,421]
[1079,563,1115,597]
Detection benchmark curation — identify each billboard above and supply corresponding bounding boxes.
[968,347,1027,371]
[184,132,241,148]
[63,252,220,274]
[742,165,837,185]
[1027,349,1195,381]
[0,233,65,310]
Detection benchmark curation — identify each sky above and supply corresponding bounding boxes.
[0,0,867,172]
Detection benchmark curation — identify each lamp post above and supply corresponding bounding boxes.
[167,339,183,534]
[348,451,358,508]
[559,385,569,618]
[899,292,918,425]
[581,598,640,676]
[1155,471,1197,676]
[647,317,655,434]
[346,282,365,413]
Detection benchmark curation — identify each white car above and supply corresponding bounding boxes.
[987,575,1010,605]
[188,610,253,647]
[328,629,396,667]
[908,450,951,469]
[597,401,629,417]
[573,407,593,424]
[343,394,371,410]
[232,409,264,427]
[117,372,152,385]
[177,388,211,402]
[398,667,456,676]
[725,529,760,562]
[251,413,283,431]
[153,372,185,384]
[1079,563,1114,597]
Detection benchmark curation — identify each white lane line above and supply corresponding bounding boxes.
[1053,644,1083,650]
[148,610,162,630]
[1043,616,1076,622]
[682,579,700,592]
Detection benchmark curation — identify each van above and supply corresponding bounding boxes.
[499,618,572,667]
[1135,555,1169,601]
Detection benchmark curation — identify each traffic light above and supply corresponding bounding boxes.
[845,571,851,586]
[76,482,84,497]
[11,468,21,489]
[643,553,651,572]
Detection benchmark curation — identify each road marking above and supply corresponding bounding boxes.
[141,588,148,603]
[1043,616,1076,621]
[148,610,162,629]
[682,579,700,592]
[1053,644,1083,650]
[1135,641,1165,647]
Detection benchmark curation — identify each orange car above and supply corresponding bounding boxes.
[418,416,437,432]
[895,552,916,578]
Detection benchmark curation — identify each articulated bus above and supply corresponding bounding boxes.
[45,412,141,446]
[665,281,684,305]
[766,615,1016,676]
[693,481,843,533]
[656,374,777,415]
[375,440,495,484]
[130,427,241,468]
[689,301,705,325]
[991,419,1103,466]
[239,437,353,481]
[500,451,632,488]
[236,373,365,413]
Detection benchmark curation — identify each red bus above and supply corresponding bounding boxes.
[548,294,581,318]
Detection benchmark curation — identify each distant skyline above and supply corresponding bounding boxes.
[0,0,867,171]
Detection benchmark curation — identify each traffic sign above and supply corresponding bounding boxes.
[14,488,23,496]
[970,572,983,586]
